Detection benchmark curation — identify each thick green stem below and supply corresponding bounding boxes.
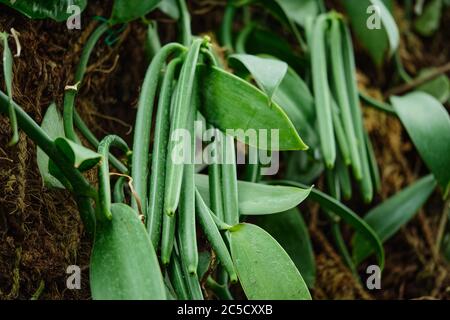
[97,135,130,221]
[63,23,109,142]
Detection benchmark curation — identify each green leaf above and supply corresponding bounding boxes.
[37,103,65,189]
[196,64,307,151]
[158,0,179,19]
[229,223,311,300]
[417,72,450,103]
[391,92,450,196]
[272,180,385,269]
[414,0,443,36]
[54,137,102,172]
[343,0,398,65]
[110,0,163,24]
[352,175,437,263]
[255,208,316,288]
[272,66,318,147]
[274,0,319,26]
[229,54,288,99]
[195,174,311,215]
[0,0,87,21]
[90,204,166,299]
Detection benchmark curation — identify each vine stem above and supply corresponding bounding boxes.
[63,22,109,142]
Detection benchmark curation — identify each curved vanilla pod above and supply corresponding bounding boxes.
[131,42,186,217]
[147,57,183,247]
[310,15,336,168]
[195,189,238,283]
[98,135,130,221]
[164,38,204,216]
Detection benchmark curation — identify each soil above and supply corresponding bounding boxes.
[0,0,449,300]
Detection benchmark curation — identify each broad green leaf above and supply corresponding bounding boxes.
[269,61,316,145]
[90,204,166,299]
[195,174,311,215]
[37,103,65,189]
[272,180,385,269]
[110,0,163,24]
[417,72,450,103]
[229,54,288,99]
[370,0,399,55]
[255,208,316,288]
[54,137,102,171]
[274,66,315,121]
[0,0,87,21]
[158,0,179,19]
[197,64,307,151]
[245,26,306,72]
[414,0,443,36]
[391,92,450,196]
[272,67,318,147]
[229,223,311,300]
[343,0,398,65]
[274,0,319,26]
[353,175,437,263]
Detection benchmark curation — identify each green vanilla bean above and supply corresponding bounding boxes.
[179,101,198,274]
[63,22,109,142]
[221,133,239,226]
[161,212,176,266]
[310,15,336,168]
[97,135,130,221]
[175,236,204,300]
[132,42,186,218]
[168,252,190,300]
[1,32,18,146]
[208,126,225,221]
[0,91,97,232]
[195,189,238,282]
[340,21,373,202]
[147,57,182,247]
[336,154,352,200]
[331,99,351,166]
[164,38,203,216]
[113,176,126,203]
[329,17,362,179]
